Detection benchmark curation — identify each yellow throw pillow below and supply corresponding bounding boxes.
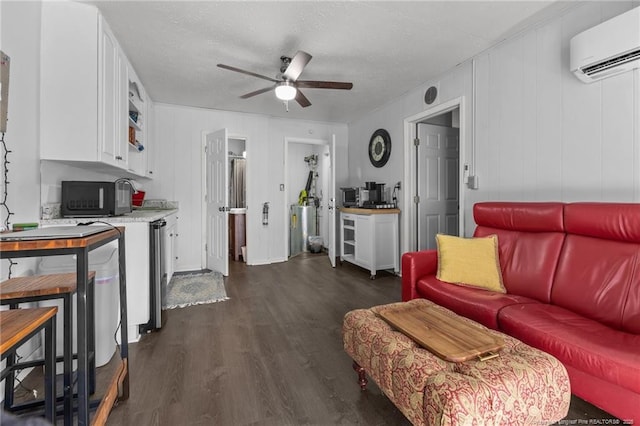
[435,234,506,293]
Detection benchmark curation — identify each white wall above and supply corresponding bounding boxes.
[348,1,640,251]
[474,1,640,205]
[1,0,42,279]
[0,0,45,393]
[149,104,347,270]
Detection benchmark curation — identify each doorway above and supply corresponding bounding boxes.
[228,138,247,265]
[202,129,248,276]
[402,97,467,254]
[416,113,460,250]
[283,136,337,267]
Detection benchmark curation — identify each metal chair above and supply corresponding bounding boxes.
[0,272,96,425]
[1,307,58,424]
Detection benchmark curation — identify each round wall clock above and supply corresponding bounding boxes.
[368,129,391,168]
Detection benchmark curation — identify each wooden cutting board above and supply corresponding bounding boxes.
[377,303,504,362]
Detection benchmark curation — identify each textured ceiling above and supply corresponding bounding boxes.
[89,1,576,123]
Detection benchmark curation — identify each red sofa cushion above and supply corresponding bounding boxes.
[473,202,566,303]
[565,202,640,243]
[415,275,537,330]
[498,303,640,395]
[473,202,565,232]
[552,234,640,335]
[561,203,640,335]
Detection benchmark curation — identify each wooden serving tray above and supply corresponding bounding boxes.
[377,304,504,362]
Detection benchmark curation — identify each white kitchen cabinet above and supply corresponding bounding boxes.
[39,1,150,179]
[164,212,178,284]
[340,209,400,279]
[107,221,149,342]
[99,21,128,168]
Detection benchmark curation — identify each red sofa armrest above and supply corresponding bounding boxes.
[401,250,438,301]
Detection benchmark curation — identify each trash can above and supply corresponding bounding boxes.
[37,244,119,369]
[308,236,323,253]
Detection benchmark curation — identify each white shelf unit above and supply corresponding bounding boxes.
[341,216,356,262]
[339,210,399,279]
[126,75,150,176]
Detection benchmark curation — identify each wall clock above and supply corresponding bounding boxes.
[368,129,391,168]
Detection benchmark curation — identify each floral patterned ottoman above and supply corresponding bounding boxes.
[342,299,570,425]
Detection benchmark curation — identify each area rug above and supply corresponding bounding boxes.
[164,271,229,309]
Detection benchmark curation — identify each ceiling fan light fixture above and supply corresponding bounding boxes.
[275,81,297,101]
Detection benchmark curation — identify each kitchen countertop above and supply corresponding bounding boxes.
[41,208,178,226]
[339,207,400,215]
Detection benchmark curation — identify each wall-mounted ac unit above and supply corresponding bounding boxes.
[570,6,640,83]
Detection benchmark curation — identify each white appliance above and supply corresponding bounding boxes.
[570,5,640,83]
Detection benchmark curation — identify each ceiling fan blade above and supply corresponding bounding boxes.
[296,80,353,90]
[295,90,311,108]
[240,86,275,99]
[283,51,312,81]
[217,64,279,83]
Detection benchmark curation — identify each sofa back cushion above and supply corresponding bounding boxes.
[473,202,566,303]
[552,203,640,334]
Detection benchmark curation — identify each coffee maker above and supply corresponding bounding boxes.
[362,182,392,208]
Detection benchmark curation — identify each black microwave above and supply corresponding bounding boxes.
[340,187,361,207]
[61,180,133,217]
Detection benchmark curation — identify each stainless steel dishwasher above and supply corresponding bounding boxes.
[140,218,166,333]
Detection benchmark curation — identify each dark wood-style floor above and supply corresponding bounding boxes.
[100,254,615,425]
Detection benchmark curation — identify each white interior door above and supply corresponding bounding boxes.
[417,123,460,250]
[327,135,337,267]
[206,128,229,276]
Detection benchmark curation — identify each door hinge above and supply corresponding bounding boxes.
[204,243,207,252]
[413,138,420,146]
[413,195,420,204]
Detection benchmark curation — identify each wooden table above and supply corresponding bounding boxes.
[377,303,504,362]
[0,228,129,425]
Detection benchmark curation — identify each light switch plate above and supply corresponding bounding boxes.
[468,175,479,189]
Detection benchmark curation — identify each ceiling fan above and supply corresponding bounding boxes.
[217,50,353,108]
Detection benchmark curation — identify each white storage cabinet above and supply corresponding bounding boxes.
[340,209,400,279]
[107,221,149,342]
[39,1,151,178]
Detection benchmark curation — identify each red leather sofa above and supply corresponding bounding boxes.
[402,202,640,423]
